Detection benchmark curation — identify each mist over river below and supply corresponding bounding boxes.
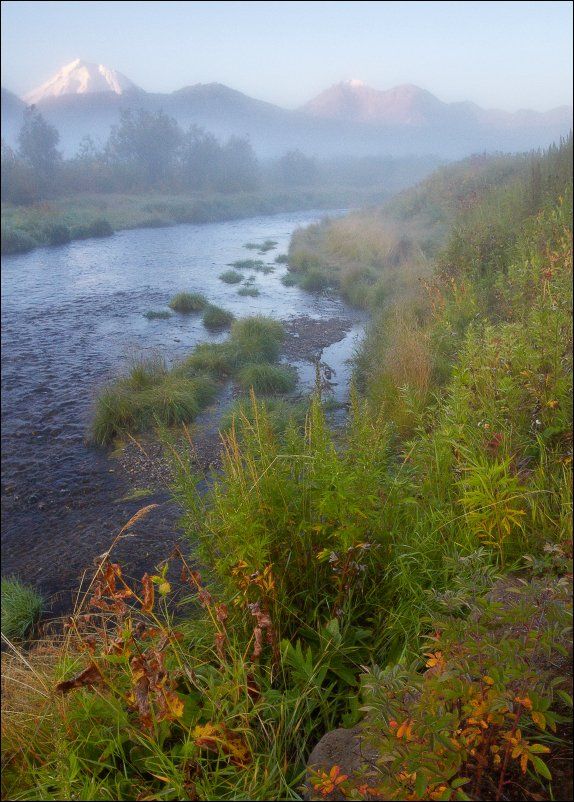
[1,210,365,613]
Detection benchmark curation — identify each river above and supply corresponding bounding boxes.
[1,209,365,613]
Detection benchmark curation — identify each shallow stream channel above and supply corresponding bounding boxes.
[1,209,366,614]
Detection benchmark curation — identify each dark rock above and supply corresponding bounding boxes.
[304,727,383,801]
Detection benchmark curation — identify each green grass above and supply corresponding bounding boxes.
[143,309,172,320]
[180,342,235,377]
[237,286,260,297]
[1,577,43,640]
[236,363,298,394]
[219,270,243,284]
[229,259,266,270]
[275,253,289,263]
[168,292,208,313]
[91,355,218,445]
[243,239,277,252]
[229,316,285,363]
[202,305,235,330]
[219,396,308,436]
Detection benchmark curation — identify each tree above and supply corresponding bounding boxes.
[179,126,224,191]
[218,136,259,193]
[106,108,182,188]
[276,149,319,188]
[17,106,61,179]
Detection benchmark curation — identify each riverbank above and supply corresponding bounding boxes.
[1,184,389,255]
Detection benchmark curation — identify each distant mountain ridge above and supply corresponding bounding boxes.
[301,79,573,130]
[2,61,572,159]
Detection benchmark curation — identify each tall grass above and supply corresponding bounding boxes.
[1,577,43,640]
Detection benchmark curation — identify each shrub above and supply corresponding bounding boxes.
[219,270,243,284]
[168,292,208,313]
[237,286,260,297]
[203,305,235,330]
[275,253,289,264]
[45,223,71,246]
[229,316,285,364]
[0,227,37,254]
[1,577,43,639]
[236,363,297,394]
[143,310,172,320]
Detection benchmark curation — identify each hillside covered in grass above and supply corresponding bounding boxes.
[1,138,572,801]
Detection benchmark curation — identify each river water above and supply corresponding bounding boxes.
[1,209,365,611]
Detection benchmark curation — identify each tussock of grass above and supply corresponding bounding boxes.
[202,305,235,330]
[143,309,172,320]
[168,292,208,313]
[91,356,217,444]
[275,253,289,263]
[237,286,260,297]
[229,259,266,270]
[219,270,243,284]
[179,342,235,377]
[236,363,297,394]
[229,316,285,363]
[1,577,43,640]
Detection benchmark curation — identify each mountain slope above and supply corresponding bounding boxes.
[24,59,141,105]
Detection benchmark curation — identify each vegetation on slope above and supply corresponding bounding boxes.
[2,139,572,801]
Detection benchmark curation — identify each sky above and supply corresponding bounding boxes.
[1,0,572,111]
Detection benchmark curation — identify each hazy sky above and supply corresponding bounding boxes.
[1,1,572,111]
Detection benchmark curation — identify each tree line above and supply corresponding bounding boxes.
[1,106,326,203]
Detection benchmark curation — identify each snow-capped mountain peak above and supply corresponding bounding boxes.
[24,59,139,104]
